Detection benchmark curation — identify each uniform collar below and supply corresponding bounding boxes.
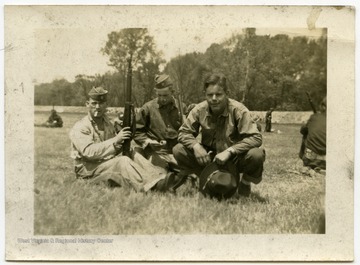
[157,97,177,109]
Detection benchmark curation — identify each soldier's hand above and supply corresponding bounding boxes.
[114,117,123,127]
[115,127,132,144]
[213,150,232,165]
[193,143,211,166]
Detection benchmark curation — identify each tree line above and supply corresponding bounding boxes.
[34,28,327,111]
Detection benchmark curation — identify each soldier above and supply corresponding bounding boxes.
[69,86,185,193]
[134,74,186,171]
[36,109,63,128]
[300,97,326,170]
[173,73,265,198]
[265,108,274,132]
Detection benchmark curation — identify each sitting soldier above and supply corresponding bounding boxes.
[35,109,63,128]
[300,97,326,170]
[134,74,186,171]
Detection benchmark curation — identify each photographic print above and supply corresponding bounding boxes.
[5,5,354,261]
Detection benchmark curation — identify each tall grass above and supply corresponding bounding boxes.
[34,112,325,235]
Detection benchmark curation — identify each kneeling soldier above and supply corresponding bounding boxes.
[173,73,265,198]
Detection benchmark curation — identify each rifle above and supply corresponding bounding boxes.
[122,54,136,158]
[175,83,185,123]
[299,91,317,159]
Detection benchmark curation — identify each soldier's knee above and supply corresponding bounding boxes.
[172,143,185,159]
[246,148,266,164]
[113,156,132,165]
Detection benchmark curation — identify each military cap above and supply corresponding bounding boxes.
[88,86,108,102]
[154,74,173,89]
[199,161,239,200]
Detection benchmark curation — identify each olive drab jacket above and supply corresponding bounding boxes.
[69,113,120,162]
[178,99,262,155]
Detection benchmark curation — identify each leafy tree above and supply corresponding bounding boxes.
[34,29,327,111]
[35,79,75,106]
[101,28,165,106]
[165,52,209,105]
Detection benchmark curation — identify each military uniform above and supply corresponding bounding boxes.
[134,74,186,170]
[300,112,326,170]
[46,110,63,127]
[35,109,63,128]
[173,99,265,185]
[69,87,169,192]
[265,109,273,132]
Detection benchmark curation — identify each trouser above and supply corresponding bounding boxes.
[74,153,167,192]
[302,148,326,170]
[265,121,271,132]
[139,145,180,172]
[172,144,266,184]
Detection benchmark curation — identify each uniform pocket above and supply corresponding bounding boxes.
[201,129,216,149]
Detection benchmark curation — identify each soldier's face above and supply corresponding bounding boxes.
[205,84,228,115]
[86,99,107,118]
[156,87,173,106]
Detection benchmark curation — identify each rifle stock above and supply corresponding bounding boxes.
[122,55,134,157]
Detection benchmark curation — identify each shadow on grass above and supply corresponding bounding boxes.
[175,179,270,204]
[249,191,270,203]
[228,191,270,204]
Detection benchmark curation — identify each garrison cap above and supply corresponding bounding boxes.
[155,74,173,89]
[199,161,239,200]
[88,86,108,102]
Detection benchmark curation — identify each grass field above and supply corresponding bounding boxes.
[34,111,325,235]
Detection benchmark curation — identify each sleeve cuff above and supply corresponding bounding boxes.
[113,142,123,153]
[226,147,237,155]
[190,142,201,150]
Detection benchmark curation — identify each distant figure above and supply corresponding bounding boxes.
[36,109,63,128]
[265,108,274,132]
[300,97,326,170]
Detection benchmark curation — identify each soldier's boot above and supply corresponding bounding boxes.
[153,172,187,193]
[238,181,251,197]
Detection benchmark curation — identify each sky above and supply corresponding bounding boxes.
[33,27,324,84]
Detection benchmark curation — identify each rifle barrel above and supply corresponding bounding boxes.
[122,55,133,157]
[175,83,185,123]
